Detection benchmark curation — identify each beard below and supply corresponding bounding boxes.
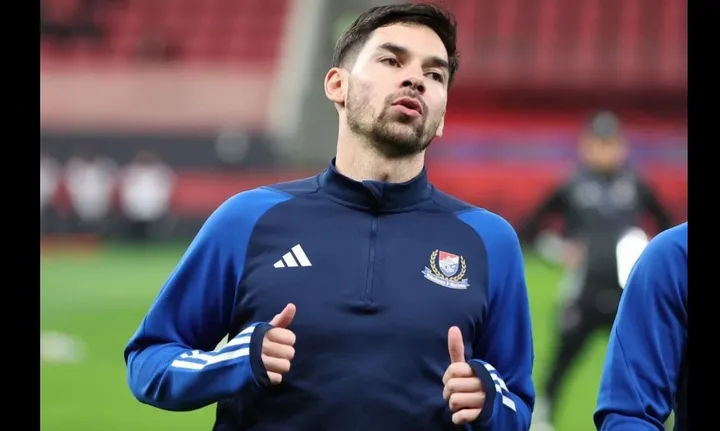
[345,79,441,159]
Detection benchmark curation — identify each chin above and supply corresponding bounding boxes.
[373,135,427,159]
[387,128,418,141]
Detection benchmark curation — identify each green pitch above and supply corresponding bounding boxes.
[40,244,609,431]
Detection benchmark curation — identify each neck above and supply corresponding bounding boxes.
[334,125,426,183]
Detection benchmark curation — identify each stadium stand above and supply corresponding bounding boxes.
[412,0,686,93]
[40,0,687,236]
[40,0,289,66]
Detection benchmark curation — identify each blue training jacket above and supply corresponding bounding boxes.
[124,159,536,431]
[594,222,688,431]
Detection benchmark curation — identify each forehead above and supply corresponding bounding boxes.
[360,23,448,61]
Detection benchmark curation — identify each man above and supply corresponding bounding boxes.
[594,222,687,431]
[124,4,535,431]
[519,111,673,430]
[40,149,61,234]
[118,150,175,243]
[64,149,117,236]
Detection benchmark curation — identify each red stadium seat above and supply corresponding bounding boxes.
[410,0,686,92]
[40,0,289,67]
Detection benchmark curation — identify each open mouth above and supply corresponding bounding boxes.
[392,97,422,115]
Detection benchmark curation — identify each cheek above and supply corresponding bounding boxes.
[428,95,447,118]
[373,91,393,111]
[353,78,383,107]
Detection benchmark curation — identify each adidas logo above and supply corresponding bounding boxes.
[273,244,312,268]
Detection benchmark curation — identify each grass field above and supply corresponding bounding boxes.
[41,244,613,431]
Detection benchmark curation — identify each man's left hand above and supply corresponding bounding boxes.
[442,326,486,425]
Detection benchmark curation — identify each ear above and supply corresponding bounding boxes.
[618,139,630,157]
[324,67,346,107]
[578,133,592,150]
[617,137,628,149]
[435,115,445,138]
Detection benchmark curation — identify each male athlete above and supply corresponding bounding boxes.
[519,111,673,430]
[124,4,535,430]
[594,222,687,431]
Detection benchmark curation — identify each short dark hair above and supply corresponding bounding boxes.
[585,111,622,139]
[332,3,459,85]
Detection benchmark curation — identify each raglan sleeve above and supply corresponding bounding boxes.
[637,178,673,232]
[594,225,687,430]
[459,210,536,431]
[517,182,568,243]
[124,189,287,412]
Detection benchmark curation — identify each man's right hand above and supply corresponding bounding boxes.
[263,303,297,384]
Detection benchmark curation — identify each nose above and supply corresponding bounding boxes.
[401,76,425,95]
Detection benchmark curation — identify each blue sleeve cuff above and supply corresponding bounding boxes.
[248,322,273,387]
[469,359,498,426]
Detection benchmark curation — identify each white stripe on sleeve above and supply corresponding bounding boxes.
[170,325,256,371]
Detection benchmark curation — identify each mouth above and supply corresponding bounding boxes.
[392,97,423,115]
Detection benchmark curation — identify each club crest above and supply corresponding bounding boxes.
[422,250,470,289]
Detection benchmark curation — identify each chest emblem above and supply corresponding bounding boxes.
[422,250,470,290]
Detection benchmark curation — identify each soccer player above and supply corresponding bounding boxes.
[594,221,687,431]
[518,111,673,430]
[124,3,535,431]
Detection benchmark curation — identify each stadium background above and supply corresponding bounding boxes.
[40,0,687,430]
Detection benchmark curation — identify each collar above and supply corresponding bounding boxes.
[581,163,630,181]
[318,158,433,212]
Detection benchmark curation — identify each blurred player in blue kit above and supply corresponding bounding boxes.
[594,222,687,431]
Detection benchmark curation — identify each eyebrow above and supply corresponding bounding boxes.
[376,42,450,72]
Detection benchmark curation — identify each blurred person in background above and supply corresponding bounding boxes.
[519,111,673,431]
[40,149,61,234]
[133,3,182,62]
[594,222,687,431]
[65,149,117,236]
[125,3,535,431]
[40,0,119,44]
[119,150,175,243]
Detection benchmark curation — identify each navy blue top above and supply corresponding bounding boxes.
[125,159,536,431]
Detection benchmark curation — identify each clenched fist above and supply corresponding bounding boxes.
[443,326,485,425]
[263,303,297,384]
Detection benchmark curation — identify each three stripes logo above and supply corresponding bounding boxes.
[273,244,312,268]
[482,362,517,412]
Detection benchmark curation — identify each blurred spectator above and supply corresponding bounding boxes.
[134,31,182,63]
[133,3,182,62]
[41,0,124,44]
[119,151,175,243]
[40,150,61,234]
[65,150,117,236]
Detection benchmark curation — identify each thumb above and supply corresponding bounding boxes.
[448,326,465,363]
[269,303,296,328]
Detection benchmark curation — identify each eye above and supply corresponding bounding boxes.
[426,72,444,82]
[380,58,399,67]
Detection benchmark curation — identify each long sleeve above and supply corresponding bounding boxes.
[458,210,536,431]
[594,222,688,430]
[124,188,290,412]
[517,183,567,243]
[637,179,673,232]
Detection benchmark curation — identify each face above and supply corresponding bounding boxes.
[580,136,628,173]
[326,24,450,158]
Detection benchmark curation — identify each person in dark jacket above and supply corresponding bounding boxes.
[519,111,673,431]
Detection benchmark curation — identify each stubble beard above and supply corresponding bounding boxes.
[345,80,439,159]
